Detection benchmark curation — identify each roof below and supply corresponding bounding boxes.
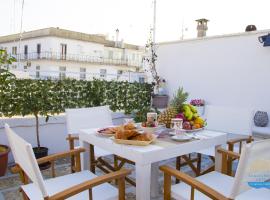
[0,27,141,50]
[158,29,270,45]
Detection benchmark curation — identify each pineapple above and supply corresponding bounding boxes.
[158,87,189,128]
[158,107,178,128]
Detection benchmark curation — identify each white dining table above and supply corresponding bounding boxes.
[79,129,227,200]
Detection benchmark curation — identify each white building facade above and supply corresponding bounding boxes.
[0,27,147,82]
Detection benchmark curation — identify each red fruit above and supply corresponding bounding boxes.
[183,122,191,130]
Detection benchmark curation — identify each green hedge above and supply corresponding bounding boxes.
[0,73,153,118]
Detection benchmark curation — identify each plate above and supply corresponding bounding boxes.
[96,126,118,137]
[171,135,192,142]
[139,124,165,133]
[180,127,204,133]
[111,135,157,146]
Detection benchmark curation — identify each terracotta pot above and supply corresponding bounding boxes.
[0,144,10,176]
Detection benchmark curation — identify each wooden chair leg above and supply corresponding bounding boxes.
[176,156,181,183]
[164,172,172,200]
[67,135,76,173]
[118,177,126,200]
[196,153,202,176]
[227,143,234,176]
[89,189,93,200]
[89,144,96,173]
[114,155,119,185]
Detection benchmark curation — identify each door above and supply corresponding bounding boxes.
[37,44,41,59]
[60,44,67,60]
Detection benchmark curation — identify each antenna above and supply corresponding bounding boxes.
[152,0,157,44]
[18,0,25,69]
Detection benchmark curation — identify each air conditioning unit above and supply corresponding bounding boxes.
[258,34,270,47]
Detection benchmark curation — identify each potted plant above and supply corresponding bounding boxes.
[18,79,60,169]
[0,49,16,176]
[190,99,205,116]
[143,30,168,108]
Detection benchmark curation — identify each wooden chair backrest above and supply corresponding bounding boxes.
[230,139,270,198]
[65,105,113,135]
[5,124,48,198]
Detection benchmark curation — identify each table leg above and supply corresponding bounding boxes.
[215,145,222,172]
[136,164,151,200]
[80,140,90,171]
[151,162,160,198]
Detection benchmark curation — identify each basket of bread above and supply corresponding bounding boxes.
[112,123,157,146]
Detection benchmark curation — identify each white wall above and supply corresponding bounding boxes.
[156,30,270,110]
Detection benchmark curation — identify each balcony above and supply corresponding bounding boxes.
[13,51,142,68]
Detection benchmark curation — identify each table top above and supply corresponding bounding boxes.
[79,128,227,165]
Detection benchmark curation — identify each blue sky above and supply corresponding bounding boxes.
[1,0,270,45]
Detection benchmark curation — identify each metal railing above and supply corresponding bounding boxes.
[13,51,142,67]
[10,69,147,83]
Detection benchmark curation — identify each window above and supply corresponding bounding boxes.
[11,65,17,69]
[117,70,123,79]
[12,46,17,55]
[60,44,67,60]
[24,45,28,59]
[132,53,135,60]
[23,65,27,71]
[59,66,66,80]
[100,69,107,78]
[139,77,145,83]
[37,44,41,59]
[36,66,40,79]
[80,68,86,80]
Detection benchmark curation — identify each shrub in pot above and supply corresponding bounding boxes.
[0,50,15,175]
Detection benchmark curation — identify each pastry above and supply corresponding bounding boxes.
[124,122,136,130]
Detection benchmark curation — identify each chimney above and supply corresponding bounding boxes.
[115,29,119,47]
[196,18,209,37]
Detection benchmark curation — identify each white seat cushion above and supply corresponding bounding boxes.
[171,171,234,200]
[235,188,270,200]
[252,126,270,136]
[22,170,118,200]
[75,146,111,158]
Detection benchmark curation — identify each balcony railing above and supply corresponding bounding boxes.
[13,51,142,67]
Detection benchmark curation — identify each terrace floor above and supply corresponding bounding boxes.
[0,155,217,200]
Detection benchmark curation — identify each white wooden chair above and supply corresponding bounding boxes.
[161,139,270,200]
[66,106,114,173]
[65,106,135,185]
[5,124,131,200]
[176,105,254,178]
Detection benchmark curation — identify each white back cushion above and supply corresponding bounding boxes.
[230,139,270,198]
[205,105,252,135]
[65,106,113,134]
[5,124,48,198]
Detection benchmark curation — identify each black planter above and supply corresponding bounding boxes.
[33,147,51,170]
